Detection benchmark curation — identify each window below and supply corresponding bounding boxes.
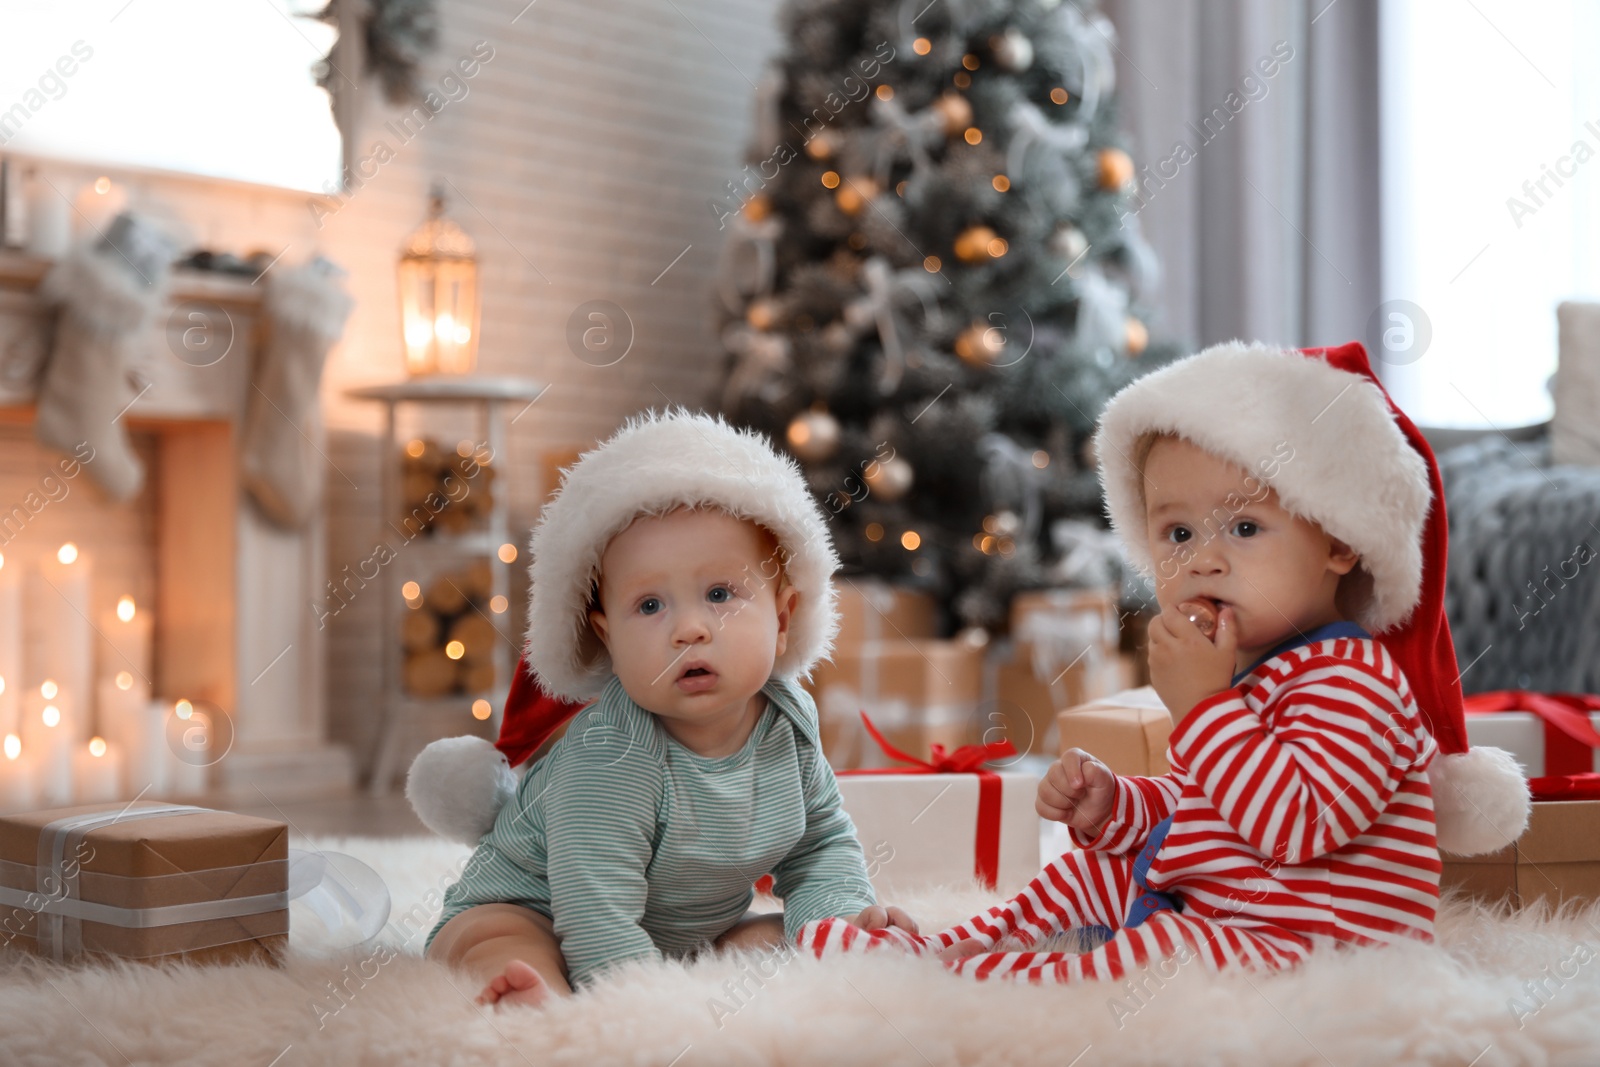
[0,0,341,194]
[1379,0,1600,428]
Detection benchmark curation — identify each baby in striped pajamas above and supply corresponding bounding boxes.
[799,341,1522,985]
[424,411,914,1007]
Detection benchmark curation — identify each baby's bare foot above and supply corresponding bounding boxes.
[937,939,988,963]
[474,959,551,1010]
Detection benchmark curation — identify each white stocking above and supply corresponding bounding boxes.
[34,217,174,502]
[241,256,353,529]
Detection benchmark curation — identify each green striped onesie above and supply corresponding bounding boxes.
[425,673,877,988]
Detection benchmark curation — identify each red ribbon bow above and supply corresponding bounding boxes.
[1464,690,1600,801]
[838,710,1018,889]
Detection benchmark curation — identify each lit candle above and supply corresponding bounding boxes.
[24,693,74,807]
[72,736,123,804]
[0,552,20,738]
[165,699,211,797]
[97,672,155,786]
[27,544,93,745]
[0,733,36,813]
[72,175,127,238]
[98,594,152,697]
[24,168,70,259]
[117,692,171,799]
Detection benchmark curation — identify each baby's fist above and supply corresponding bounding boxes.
[1036,748,1116,837]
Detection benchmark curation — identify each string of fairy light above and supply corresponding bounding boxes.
[757,34,1145,576]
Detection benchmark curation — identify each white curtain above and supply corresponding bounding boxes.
[1101,0,1383,359]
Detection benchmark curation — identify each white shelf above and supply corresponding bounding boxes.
[346,375,538,793]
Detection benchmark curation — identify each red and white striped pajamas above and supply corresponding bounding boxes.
[800,631,1444,985]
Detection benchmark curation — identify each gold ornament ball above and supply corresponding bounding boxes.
[1098,147,1135,191]
[1125,317,1149,356]
[954,320,1005,366]
[835,176,879,216]
[954,224,1001,263]
[932,92,973,136]
[743,194,773,222]
[864,455,914,502]
[786,408,842,462]
[805,130,837,161]
[746,298,779,331]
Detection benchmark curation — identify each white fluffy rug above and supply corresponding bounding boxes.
[3,834,1599,1066]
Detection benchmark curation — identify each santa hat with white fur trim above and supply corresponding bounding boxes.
[406,407,843,844]
[522,406,841,703]
[1092,339,1530,857]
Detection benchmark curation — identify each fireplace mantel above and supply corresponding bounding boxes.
[0,248,354,800]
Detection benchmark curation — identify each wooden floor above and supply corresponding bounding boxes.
[200,786,429,839]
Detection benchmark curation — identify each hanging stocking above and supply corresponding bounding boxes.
[241,255,353,529]
[34,213,175,502]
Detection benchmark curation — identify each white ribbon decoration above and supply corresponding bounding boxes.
[720,321,793,409]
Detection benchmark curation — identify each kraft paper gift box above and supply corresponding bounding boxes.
[993,645,1136,756]
[837,770,1041,896]
[992,585,1129,755]
[0,801,289,964]
[1440,798,1600,910]
[1008,585,1119,638]
[810,638,985,769]
[1056,686,1174,776]
[833,578,938,647]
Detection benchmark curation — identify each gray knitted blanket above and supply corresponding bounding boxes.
[1438,433,1600,693]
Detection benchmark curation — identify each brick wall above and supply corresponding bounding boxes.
[13,0,785,762]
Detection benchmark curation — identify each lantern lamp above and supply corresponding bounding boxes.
[398,182,480,376]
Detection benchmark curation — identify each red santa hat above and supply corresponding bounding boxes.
[1092,339,1530,857]
[406,407,842,843]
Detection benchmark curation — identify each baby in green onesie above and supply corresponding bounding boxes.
[423,410,913,1008]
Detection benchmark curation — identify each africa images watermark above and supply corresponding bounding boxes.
[311,439,495,629]
[310,850,480,1030]
[1117,40,1295,227]
[0,40,94,147]
[0,441,97,546]
[1152,438,1295,583]
[708,41,896,230]
[310,40,496,229]
[1510,540,1595,630]
[1504,116,1600,230]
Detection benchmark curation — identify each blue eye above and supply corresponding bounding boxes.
[708,585,732,604]
[639,597,662,615]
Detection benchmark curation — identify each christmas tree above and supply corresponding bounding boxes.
[713,0,1177,634]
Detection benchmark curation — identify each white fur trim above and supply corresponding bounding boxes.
[1093,340,1433,634]
[524,408,841,704]
[405,736,517,845]
[1428,747,1531,857]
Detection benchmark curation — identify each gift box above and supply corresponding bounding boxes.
[991,585,1130,755]
[835,714,1039,895]
[1463,691,1600,778]
[1057,686,1174,776]
[834,578,938,646]
[810,638,985,769]
[0,801,290,964]
[1008,585,1119,639]
[1440,798,1600,910]
[993,645,1137,755]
